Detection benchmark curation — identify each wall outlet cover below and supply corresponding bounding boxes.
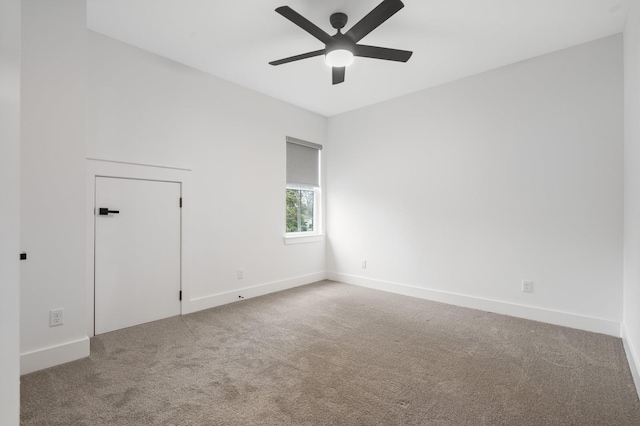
[50,308,64,327]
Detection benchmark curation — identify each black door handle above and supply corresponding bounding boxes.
[99,208,120,215]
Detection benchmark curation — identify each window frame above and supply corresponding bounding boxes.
[285,185,322,243]
[284,137,323,244]
[285,184,317,234]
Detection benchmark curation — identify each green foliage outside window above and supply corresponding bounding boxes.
[286,188,314,232]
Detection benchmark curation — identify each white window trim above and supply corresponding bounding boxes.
[283,233,325,245]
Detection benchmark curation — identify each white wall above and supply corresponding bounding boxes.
[326,35,624,335]
[0,0,21,421]
[87,32,326,313]
[20,0,88,373]
[623,1,640,394]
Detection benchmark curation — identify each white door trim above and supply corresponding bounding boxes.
[86,159,191,337]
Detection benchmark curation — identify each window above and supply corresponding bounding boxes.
[286,137,322,238]
[286,187,315,232]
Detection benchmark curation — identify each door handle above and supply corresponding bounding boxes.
[99,208,120,216]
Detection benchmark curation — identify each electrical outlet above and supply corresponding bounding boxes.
[238,268,244,279]
[50,309,64,327]
[361,259,367,269]
[522,280,533,293]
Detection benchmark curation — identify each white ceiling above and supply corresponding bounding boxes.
[87,0,630,117]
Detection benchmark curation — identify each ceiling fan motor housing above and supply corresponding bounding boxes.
[330,12,348,31]
[328,33,354,52]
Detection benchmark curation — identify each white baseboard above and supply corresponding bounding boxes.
[184,271,327,314]
[21,336,90,375]
[622,322,640,400]
[328,272,621,337]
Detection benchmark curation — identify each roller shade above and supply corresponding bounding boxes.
[286,137,322,187]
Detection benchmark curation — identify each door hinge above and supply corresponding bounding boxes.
[179,197,182,208]
[179,290,182,301]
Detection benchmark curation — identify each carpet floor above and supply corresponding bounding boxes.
[21,281,640,425]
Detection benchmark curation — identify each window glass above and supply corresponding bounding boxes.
[286,188,315,232]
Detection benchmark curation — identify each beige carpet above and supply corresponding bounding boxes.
[21,281,640,425]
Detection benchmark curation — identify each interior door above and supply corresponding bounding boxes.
[95,177,181,335]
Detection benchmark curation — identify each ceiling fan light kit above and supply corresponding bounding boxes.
[269,0,413,85]
[325,49,354,67]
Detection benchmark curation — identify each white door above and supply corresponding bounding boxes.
[95,177,181,335]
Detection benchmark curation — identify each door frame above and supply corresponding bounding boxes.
[86,158,191,337]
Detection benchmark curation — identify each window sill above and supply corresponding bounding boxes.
[283,234,325,245]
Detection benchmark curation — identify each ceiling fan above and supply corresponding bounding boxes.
[269,0,413,85]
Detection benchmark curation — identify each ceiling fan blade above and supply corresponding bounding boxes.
[269,49,325,66]
[332,67,346,85]
[275,6,333,45]
[354,45,412,62]
[345,0,404,43]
